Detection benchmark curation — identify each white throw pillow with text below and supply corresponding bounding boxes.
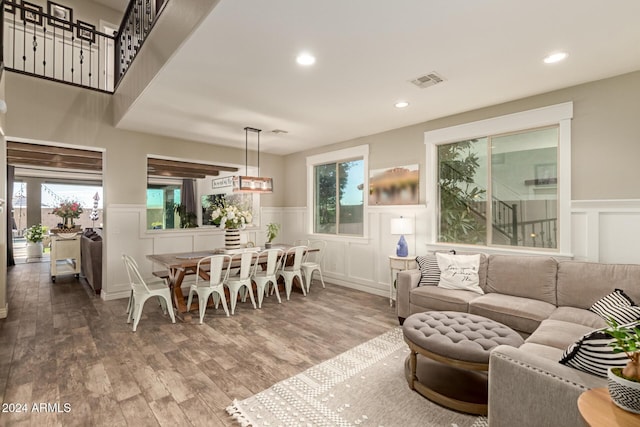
[436,253,483,294]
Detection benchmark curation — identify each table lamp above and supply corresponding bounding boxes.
[390,217,414,257]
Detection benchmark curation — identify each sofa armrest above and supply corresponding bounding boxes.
[489,345,603,427]
[396,269,421,323]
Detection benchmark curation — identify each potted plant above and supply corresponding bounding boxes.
[25,224,47,259]
[265,223,280,248]
[605,318,640,413]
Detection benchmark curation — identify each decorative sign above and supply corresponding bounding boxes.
[212,176,234,189]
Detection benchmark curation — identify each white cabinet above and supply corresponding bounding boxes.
[50,234,81,282]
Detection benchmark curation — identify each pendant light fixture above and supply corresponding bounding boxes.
[233,127,274,193]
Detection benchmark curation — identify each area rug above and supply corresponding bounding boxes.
[227,328,488,427]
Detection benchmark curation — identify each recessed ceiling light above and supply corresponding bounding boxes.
[296,52,316,66]
[543,52,568,64]
[395,101,409,108]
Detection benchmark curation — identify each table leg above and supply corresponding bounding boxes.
[169,268,192,323]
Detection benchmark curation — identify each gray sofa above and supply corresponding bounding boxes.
[396,254,640,427]
[80,230,103,295]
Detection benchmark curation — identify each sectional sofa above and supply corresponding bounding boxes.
[396,253,640,427]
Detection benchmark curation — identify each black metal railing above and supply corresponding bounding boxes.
[3,0,116,92]
[114,0,167,89]
[2,0,169,93]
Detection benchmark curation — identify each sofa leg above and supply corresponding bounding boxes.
[95,289,101,296]
[398,316,405,325]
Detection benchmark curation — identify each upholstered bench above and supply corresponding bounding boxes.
[402,311,524,415]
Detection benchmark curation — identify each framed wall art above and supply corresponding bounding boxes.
[21,2,43,26]
[368,164,420,205]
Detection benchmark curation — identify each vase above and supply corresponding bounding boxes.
[225,229,241,250]
[64,217,75,229]
[608,367,640,414]
[26,242,43,260]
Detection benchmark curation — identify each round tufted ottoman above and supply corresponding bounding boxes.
[402,311,524,415]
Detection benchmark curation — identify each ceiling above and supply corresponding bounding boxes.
[117,0,640,156]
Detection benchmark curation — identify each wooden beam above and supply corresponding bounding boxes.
[8,141,102,159]
[148,158,238,173]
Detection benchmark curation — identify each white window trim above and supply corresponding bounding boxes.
[306,145,369,238]
[424,102,573,256]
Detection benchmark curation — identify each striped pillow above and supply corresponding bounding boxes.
[559,322,639,377]
[590,289,640,324]
[416,254,440,287]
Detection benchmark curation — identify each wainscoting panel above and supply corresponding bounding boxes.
[599,212,640,264]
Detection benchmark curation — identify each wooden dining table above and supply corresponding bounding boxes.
[147,244,315,322]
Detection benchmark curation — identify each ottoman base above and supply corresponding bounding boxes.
[404,355,488,415]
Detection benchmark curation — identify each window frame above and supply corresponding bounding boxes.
[306,145,369,239]
[425,102,573,256]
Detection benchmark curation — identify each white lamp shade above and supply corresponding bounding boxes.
[390,217,414,235]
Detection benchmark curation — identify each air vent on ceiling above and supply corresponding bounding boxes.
[410,72,445,89]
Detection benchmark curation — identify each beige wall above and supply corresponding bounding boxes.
[5,73,285,208]
[283,70,640,206]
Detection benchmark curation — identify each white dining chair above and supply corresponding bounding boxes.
[186,254,231,324]
[225,251,258,315]
[251,248,284,308]
[293,239,310,247]
[278,245,307,300]
[301,239,327,293]
[122,254,175,332]
[123,254,168,315]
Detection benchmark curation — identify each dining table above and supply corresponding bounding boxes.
[146,244,317,322]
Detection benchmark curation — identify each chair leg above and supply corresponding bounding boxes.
[229,286,239,315]
[126,290,133,314]
[132,298,145,332]
[164,293,176,324]
[297,273,307,296]
[271,280,282,303]
[318,268,326,288]
[284,275,292,300]
[186,289,195,313]
[127,294,135,324]
[245,284,257,309]
[216,290,230,316]
[256,283,265,308]
[197,290,209,324]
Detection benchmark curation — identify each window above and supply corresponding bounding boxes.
[147,184,181,229]
[438,127,558,248]
[307,145,368,237]
[426,103,572,254]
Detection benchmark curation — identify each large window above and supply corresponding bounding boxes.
[438,127,558,249]
[307,145,368,237]
[426,103,573,254]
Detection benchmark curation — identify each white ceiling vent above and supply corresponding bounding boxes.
[410,72,445,89]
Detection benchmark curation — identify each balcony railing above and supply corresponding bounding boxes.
[2,0,168,93]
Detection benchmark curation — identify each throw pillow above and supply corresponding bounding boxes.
[590,288,640,324]
[559,321,639,378]
[415,254,440,287]
[435,253,483,294]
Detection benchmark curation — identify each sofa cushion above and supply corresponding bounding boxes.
[548,307,607,329]
[559,322,639,378]
[410,286,482,312]
[526,319,596,350]
[486,255,558,305]
[589,288,640,324]
[436,253,483,294]
[416,254,440,286]
[469,293,555,334]
[557,261,640,309]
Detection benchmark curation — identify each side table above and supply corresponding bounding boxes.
[388,255,416,307]
[578,387,640,427]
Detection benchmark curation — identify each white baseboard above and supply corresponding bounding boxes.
[0,303,8,318]
[324,276,389,299]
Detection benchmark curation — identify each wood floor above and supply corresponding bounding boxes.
[0,261,398,426]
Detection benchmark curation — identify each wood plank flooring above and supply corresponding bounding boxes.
[0,261,398,426]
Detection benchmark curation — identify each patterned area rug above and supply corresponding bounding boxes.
[227,328,488,427]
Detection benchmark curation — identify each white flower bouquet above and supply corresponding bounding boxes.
[211,202,253,230]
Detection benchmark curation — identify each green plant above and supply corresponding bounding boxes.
[605,318,640,381]
[266,223,280,243]
[174,204,198,228]
[25,224,47,243]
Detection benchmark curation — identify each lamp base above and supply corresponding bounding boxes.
[396,235,408,257]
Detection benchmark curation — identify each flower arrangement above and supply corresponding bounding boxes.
[210,201,253,230]
[51,199,84,219]
[25,224,47,243]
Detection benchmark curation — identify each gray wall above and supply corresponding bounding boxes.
[283,71,640,206]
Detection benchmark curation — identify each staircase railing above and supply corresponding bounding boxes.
[440,162,556,248]
[3,0,116,92]
[2,0,169,93]
[114,0,168,89]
